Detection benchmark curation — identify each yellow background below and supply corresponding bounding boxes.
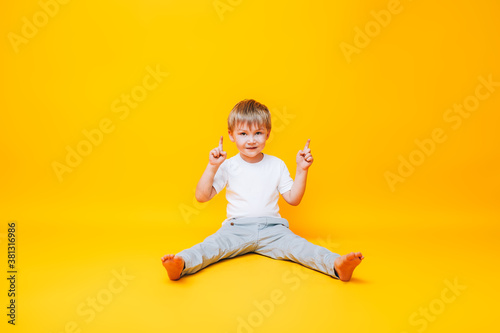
[1,0,499,332]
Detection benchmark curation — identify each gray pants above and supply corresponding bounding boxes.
[177,216,340,279]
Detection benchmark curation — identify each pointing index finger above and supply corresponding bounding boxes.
[304,139,311,150]
[219,136,223,150]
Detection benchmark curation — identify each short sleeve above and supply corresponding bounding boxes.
[278,160,294,194]
[212,161,228,194]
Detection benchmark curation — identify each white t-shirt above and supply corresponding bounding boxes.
[212,153,294,222]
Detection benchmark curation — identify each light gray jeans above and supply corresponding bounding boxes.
[177,216,340,279]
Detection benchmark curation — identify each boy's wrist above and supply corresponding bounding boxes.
[296,167,308,175]
[207,163,220,173]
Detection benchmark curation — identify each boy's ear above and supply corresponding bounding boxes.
[266,129,271,140]
[228,130,235,142]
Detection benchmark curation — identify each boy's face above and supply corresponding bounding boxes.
[228,122,270,163]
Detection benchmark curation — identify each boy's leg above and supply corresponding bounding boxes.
[176,222,258,277]
[255,218,342,279]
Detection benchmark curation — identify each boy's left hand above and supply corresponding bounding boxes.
[296,139,313,170]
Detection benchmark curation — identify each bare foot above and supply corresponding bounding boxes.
[161,254,185,281]
[334,252,364,282]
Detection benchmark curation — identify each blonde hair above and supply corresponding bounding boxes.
[228,99,272,132]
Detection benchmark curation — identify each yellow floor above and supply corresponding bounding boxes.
[4,207,498,333]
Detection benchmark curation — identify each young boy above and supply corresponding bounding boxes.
[161,99,364,282]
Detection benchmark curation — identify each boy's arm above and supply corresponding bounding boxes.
[282,139,313,206]
[195,136,227,203]
[282,169,309,206]
[195,164,219,202]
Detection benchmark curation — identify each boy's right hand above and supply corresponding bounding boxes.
[209,136,227,167]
